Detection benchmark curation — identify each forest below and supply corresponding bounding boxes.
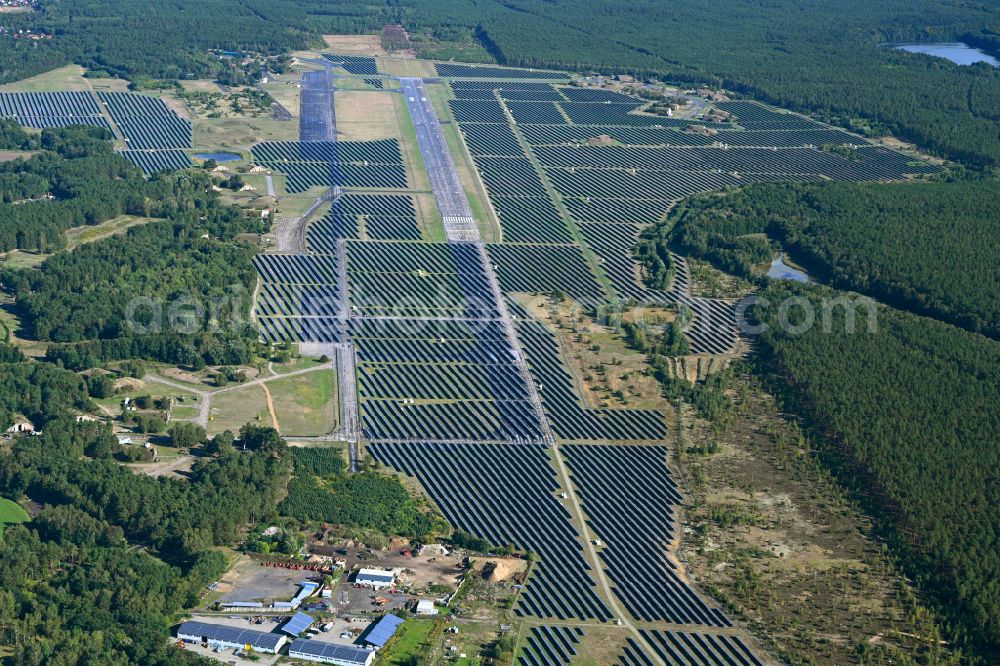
[748,282,1000,657]
[654,177,1000,338]
[0,0,315,83]
[0,125,152,252]
[3,1,1000,165]
[0,129,264,367]
[279,447,444,540]
[393,0,1000,166]
[0,393,293,662]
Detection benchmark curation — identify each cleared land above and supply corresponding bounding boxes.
[335,90,398,141]
[267,369,337,436]
[676,371,949,664]
[517,294,673,413]
[0,498,29,535]
[322,34,386,55]
[0,65,91,92]
[208,384,272,434]
[193,116,298,150]
[65,215,158,249]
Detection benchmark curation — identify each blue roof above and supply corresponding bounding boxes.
[177,621,284,652]
[362,614,405,647]
[280,611,314,636]
[289,639,373,665]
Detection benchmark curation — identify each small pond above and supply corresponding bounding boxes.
[886,42,998,67]
[767,255,810,283]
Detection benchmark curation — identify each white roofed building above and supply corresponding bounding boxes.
[355,568,395,589]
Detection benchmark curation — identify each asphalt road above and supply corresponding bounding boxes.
[399,77,477,242]
[396,78,554,445]
[299,69,336,142]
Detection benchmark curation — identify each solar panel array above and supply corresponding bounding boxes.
[306,194,423,249]
[0,91,108,129]
[518,625,584,666]
[362,613,404,647]
[564,444,730,625]
[98,92,192,149]
[289,638,373,664]
[254,253,343,344]
[509,314,668,442]
[638,629,766,666]
[120,148,191,174]
[251,139,406,193]
[435,63,569,80]
[368,442,612,620]
[445,81,939,354]
[322,53,378,75]
[280,611,315,636]
[346,241,546,442]
[0,90,204,174]
[177,621,285,652]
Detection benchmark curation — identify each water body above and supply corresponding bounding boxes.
[768,255,810,283]
[194,152,241,162]
[888,42,999,67]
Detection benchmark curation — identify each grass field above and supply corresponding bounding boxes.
[0,149,38,162]
[322,34,386,55]
[208,385,271,434]
[93,378,198,416]
[379,619,437,665]
[65,215,158,250]
[193,116,298,151]
[335,90,399,142]
[377,57,436,78]
[0,249,46,269]
[0,65,91,92]
[267,370,337,436]
[0,498,29,536]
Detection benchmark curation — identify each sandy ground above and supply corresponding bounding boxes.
[322,35,386,56]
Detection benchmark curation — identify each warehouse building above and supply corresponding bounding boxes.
[176,620,286,654]
[288,639,375,665]
[354,568,395,589]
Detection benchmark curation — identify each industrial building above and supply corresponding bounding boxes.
[359,614,405,649]
[280,611,315,636]
[288,639,375,665]
[176,620,286,654]
[354,568,395,589]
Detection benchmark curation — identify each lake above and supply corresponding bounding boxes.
[888,42,999,67]
[768,255,810,283]
[195,152,242,162]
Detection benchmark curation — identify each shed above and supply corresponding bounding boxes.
[280,611,315,636]
[360,614,405,649]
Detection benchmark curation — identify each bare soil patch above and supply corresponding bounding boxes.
[676,372,951,664]
[322,34,386,56]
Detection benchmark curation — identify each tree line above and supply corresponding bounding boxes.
[654,175,1000,338]
[0,128,265,367]
[748,281,1000,660]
